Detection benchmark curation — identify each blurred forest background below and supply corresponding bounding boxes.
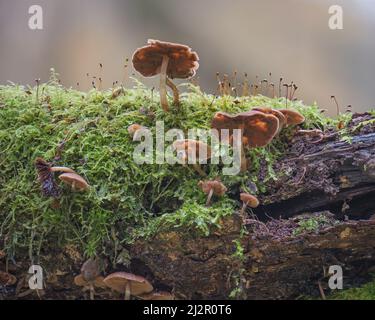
[0,0,374,115]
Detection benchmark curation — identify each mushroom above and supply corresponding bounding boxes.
[240,193,259,220]
[35,158,78,197]
[35,157,76,174]
[211,110,279,172]
[138,291,175,300]
[50,166,76,174]
[128,124,147,138]
[74,259,106,300]
[173,139,212,176]
[198,179,227,206]
[0,271,17,287]
[103,272,153,300]
[296,129,324,143]
[252,107,287,134]
[132,39,199,112]
[58,173,90,192]
[279,109,305,126]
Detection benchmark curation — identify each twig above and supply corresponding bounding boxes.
[318,281,326,300]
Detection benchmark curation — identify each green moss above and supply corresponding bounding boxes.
[329,279,375,300]
[0,70,335,259]
[292,214,337,236]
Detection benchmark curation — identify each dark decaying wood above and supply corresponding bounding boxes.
[255,132,375,219]
[132,218,375,299]
[132,124,375,299]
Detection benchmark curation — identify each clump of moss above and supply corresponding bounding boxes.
[292,213,338,236]
[329,278,375,300]
[0,70,334,259]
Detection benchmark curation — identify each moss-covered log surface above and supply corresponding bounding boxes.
[1,74,375,299]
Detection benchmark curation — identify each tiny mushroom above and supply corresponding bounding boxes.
[211,110,279,172]
[132,39,199,112]
[198,179,227,206]
[59,173,90,192]
[240,193,259,220]
[279,109,305,126]
[74,258,106,300]
[138,291,175,300]
[0,271,17,287]
[173,139,212,176]
[296,129,324,143]
[128,123,147,138]
[104,272,153,300]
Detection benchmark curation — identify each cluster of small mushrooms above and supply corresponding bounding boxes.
[74,258,174,300]
[32,40,308,297]
[130,39,306,220]
[197,178,261,221]
[211,107,305,171]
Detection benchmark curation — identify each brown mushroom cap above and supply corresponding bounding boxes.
[240,193,260,208]
[279,109,305,126]
[211,111,279,148]
[0,249,5,260]
[139,291,175,300]
[50,166,76,174]
[173,139,212,162]
[58,173,89,191]
[0,271,17,286]
[132,39,199,79]
[128,124,146,137]
[252,107,287,131]
[74,274,87,287]
[103,272,153,296]
[74,274,107,289]
[198,180,227,196]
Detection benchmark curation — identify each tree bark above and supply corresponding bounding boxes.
[255,131,375,220]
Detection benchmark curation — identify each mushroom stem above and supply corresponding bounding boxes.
[240,201,249,220]
[89,283,94,300]
[124,282,131,300]
[166,78,180,107]
[193,164,207,177]
[240,145,248,173]
[160,55,170,112]
[206,188,214,207]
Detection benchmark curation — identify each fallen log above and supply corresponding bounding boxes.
[132,217,375,299]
